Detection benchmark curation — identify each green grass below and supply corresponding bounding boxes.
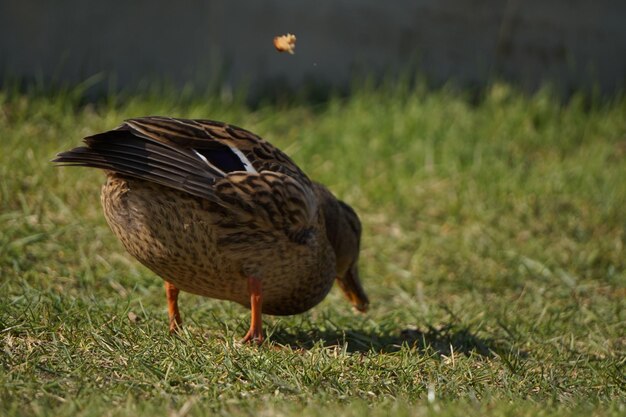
[1,83,625,416]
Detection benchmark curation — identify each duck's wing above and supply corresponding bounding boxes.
[53,123,226,205]
[53,116,317,240]
[124,116,310,183]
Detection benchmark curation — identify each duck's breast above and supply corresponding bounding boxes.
[101,174,337,315]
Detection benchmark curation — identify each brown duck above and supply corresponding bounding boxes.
[54,116,369,343]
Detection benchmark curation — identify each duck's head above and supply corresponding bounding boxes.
[326,198,369,312]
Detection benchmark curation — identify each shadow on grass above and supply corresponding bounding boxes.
[271,323,516,357]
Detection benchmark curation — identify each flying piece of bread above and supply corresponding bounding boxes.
[273,33,296,54]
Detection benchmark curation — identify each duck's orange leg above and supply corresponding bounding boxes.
[240,276,264,344]
[165,281,182,334]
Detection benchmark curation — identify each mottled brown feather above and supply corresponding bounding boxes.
[53,116,367,318]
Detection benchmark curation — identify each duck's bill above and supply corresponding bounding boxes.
[337,264,369,312]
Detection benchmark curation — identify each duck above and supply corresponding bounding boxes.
[53,116,369,343]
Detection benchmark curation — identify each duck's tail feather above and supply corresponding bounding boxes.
[52,128,225,203]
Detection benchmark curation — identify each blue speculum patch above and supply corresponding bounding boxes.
[195,146,247,172]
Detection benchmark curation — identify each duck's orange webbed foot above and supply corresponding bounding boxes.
[240,276,264,344]
[165,281,182,334]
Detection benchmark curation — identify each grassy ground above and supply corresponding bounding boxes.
[1,83,625,416]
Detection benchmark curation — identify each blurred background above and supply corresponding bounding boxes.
[1,0,625,99]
